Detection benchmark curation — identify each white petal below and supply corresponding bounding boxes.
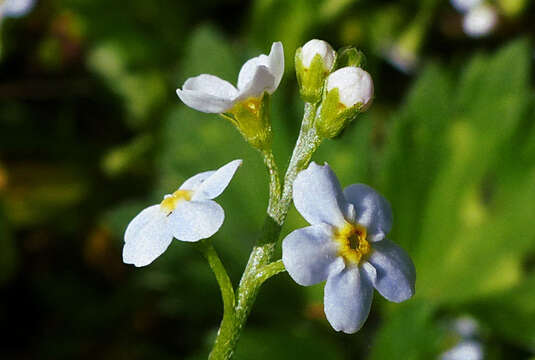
[267,42,284,93]
[343,184,392,242]
[367,239,416,303]
[235,65,275,101]
[191,159,242,201]
[293,162,349,227]
[237,53,270,91]
[123,205,173,267]
[301,39,335,70]
[179,171,216,192]
[176,74,238,113]
[324,266,374,334]
[167,200,224,242]
[282,224,345,286]
[326,67,374,110]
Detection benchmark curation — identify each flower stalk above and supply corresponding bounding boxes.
[207,101,324,359]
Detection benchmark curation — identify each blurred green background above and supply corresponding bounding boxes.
[1,0,535,359]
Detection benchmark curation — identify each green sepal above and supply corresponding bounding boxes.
[222,93,272,150]
[295,48,333,104]
[315,88,363,139]
[335,47,366,70]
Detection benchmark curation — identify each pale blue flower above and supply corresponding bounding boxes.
[282,162,415,333]
[176,42,284,114]
[123,159,242,267]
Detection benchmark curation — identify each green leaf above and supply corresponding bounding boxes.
[369,301,443,360]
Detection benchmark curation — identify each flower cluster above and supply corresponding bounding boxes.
[123,39,415,338]
[295,39,374,139]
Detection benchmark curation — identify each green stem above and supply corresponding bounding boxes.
[279,102,322,217]
[197,240,237,360]
[197,240,235,317]
[261,149,283,224]
[207,102,323,359]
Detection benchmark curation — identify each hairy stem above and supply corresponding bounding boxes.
[279,102,322,217]
[208,102,323,359]
[261,149,283,224]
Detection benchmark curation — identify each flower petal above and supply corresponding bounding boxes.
[237,52,270,91]
[367,239,416,302]
[123,205,173,267]
[176,74,238,113]
[343,184,393,241]
[267,42,284,93]
[191,159,242,201]
[167,200,224,242]
[324,266,374,334]
[235,65,275,101]
[293,162,349,227]
[282,224,345,286]
[179,171,216,192]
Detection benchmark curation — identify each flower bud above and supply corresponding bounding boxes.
[335,47,366,69]
[315,67,373,139]
[295,39,336,103]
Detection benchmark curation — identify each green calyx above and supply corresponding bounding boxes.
[223,93,272,150]
[316,88,362,139]
[335,47,366,70]
[295,49,332,104]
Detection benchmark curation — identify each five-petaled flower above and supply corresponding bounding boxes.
[282,162,415,333]
[123,159,242,267]
[176,42,284,114]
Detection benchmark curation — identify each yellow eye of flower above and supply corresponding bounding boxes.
[334,222,371,266]
[160,189,193,214]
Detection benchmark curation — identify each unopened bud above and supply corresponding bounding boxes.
[335,47,366,69]
[295,39,336,103]
[315,67,373,139]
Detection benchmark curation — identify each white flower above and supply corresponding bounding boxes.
[326,66,374,110]
[463,4,498,38]
[282,162,415,334]
[176,42,284,114]
[123,159,242,267]
[300,39,336,70]
[450,0,482,13]
[0,0,36,18]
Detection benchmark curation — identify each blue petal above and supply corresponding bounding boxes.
[293,162,350,227]
[367,239,416,302]
[324,266,374,334]
[343,184,392,241]
[282,224,344,286]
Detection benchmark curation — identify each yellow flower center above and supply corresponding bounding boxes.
[334,222,371,266]
[160,189,193,214]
